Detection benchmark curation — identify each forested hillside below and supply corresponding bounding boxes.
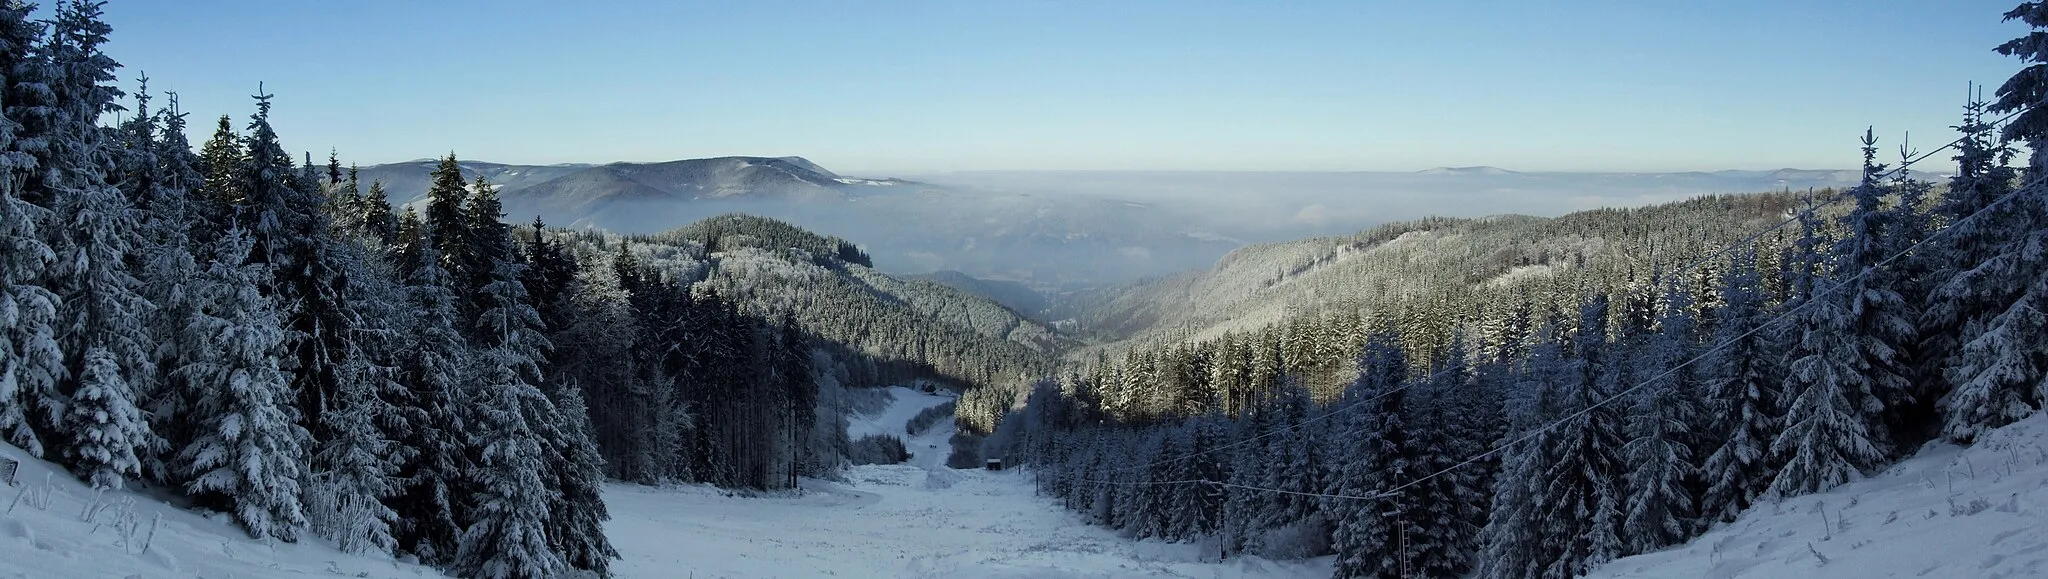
[625,213,1068,387]
[978,29,2048,576]
[1060,193,1806,346]
[0,4,1067,578]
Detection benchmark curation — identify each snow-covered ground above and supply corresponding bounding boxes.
[0,442,439,579]
[1591,413,2048,579]
[22,383,2035,579]
[606,386,1331,578]
[847,385,956,470]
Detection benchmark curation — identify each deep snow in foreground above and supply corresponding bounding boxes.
[605,386,1331,578]
[0,442,438,579]
[1591,412,2048,579]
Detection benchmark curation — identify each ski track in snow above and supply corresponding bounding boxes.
[606,386,1331,579]
[1590,412,2048,579]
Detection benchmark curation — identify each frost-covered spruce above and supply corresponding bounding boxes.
[1770,145,1894,498]
[122,85,212,485]
[1622,281,1704,552]
[541,384,618,577]
[307,250,407,557]
[1771,275,1886,497]
[53,168,154,492]
[175,230,309,541]
[453,348,564,579]
[0,0,58,459]
[1826,131,1917,454]
[1533,294,1626,577]
[1700,248,1781,523]
[1478,320,1571,579]
[389,240,471,564]
[1935,9,2048,442]
[1324,332,1410,579]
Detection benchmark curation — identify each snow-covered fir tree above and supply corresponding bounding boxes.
[389,238,471,565]
[175,229,309,541]
[1324,331,1413,579]
[1699,248,1782,522]
[1534,293,1626,577]
[1621,281,1703,551]
[0,0,60,459]
[1770,201,1888,496]
[1932,9,2048,442]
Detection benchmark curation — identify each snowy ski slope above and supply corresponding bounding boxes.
[605,386,1332,578]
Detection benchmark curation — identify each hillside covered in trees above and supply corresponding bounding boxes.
[8,1,2048,579]
[970,7,2048,575]
[0,3,1064,578]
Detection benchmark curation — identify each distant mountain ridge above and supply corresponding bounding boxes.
[359,156,918,210]
[356,156,1872,288]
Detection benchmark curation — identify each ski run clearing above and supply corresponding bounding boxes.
[605,386,1330,578]
[3,387,2045,578]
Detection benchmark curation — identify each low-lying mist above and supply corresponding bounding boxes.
[370,157,1864,292]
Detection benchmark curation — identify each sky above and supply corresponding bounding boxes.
[99,0,2027,173]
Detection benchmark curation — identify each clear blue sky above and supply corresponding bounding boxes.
[99,0,2026,173]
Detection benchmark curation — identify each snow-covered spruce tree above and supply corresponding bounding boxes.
[233,91,301,276]
[322,156,363,236]
[1136,425,1189,541]
[551,245,648,482]
[196,114,243,219]
[1771,277,1888,496]
[1761,175,1884,495]
[1533,293,1626,578]
[175,229,309,541]
[1998,1,2048,178]
[306,355,398,555]
[540,383,618,577]
[1123,430,1169,538]
[1219,396,1275,555]
[359,179,397,246]
[305,242,407,556]
[125,86,210,485]
[1262,378,1328,555]
[1833,129,1919,454]
[1924,93,2022,442]
[1477,320,1571,579]
[235,90,364,450]
[462,175,511,325]
[1181,411,1231,539]
[453,350,563,578]
[1622,281,1703,552]
[51,155,153,492]
[389,238,470,565]
[1412,331,1488,577]
[1699,248,1782,523]
[454,257,565,579]
[1885,151,1942,440]
[773,312,816,486]
[0,0,59,458]
[27,0,153,491]
[1931,10,2048,442]
[1324,331,1410,579]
